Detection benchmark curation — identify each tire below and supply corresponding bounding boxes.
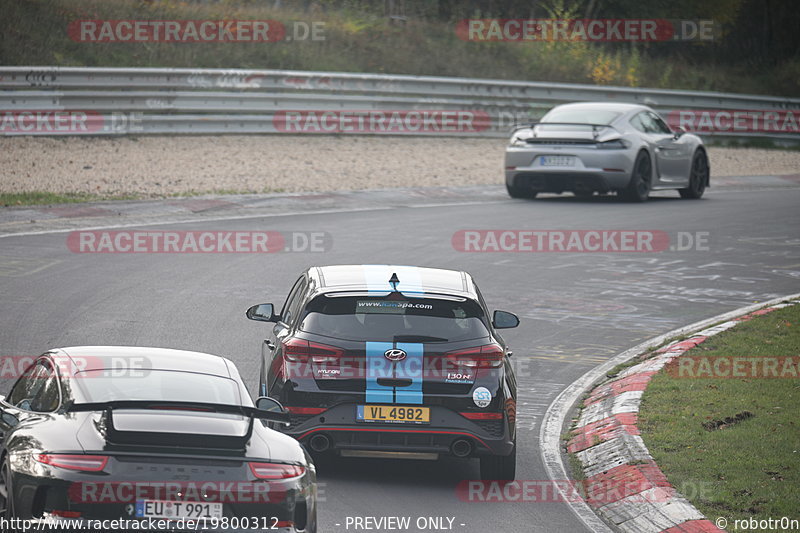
[679,150,708,199]
[506,182,537,199]
[574,190,594,199]
[621,151,652,202]
[0,458,15,520]
[479,442,516,481]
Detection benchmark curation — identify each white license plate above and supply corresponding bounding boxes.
[135,500,223,520]
[540,155,576,167]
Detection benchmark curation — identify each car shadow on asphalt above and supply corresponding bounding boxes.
[311,452,480,487]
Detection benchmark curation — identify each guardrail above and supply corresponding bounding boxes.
[1,66,798,139]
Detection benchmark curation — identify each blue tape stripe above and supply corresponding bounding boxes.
[394,342,424,405]
[365,341,393,403]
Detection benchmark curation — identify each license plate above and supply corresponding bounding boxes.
[135,500,223,520]
[357,405,430,424]
[540,155,576,167]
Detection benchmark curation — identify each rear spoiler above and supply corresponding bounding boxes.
[511,122,619,139]
[69,400,290,449]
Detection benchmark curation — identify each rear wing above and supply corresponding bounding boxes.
[511,122,619,139]
[69,400,290,449]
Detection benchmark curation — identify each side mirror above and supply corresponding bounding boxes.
[255,396,286,413]
[255,396,289,428]
[1,412,19,427]
[246,304,277,323]
[492,310,520,329]
[673,126,686,139]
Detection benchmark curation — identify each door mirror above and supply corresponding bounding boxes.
[255,396,286,413]
[673,126,686,139]
[1,412,19,427]
[255,396,289,428]
[492,310,520,329]
[246,304,277,322]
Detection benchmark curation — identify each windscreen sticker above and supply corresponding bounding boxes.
[355,300,434,314]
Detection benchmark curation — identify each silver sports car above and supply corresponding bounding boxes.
[504,102,709,202]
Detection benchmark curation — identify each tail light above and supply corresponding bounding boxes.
[460,412,503,420]
[446,344,504,368]
[282,339,343,364]
[249,462,306,480]
[285,406,326,415]
[36,454,108,472]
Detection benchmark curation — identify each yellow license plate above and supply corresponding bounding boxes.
[357,405,430,424]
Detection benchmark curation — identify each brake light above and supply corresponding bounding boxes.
[285,406,326,415]
[283,339,344,363]
[446,344,504,368]
[460,412,503,420]
[249,462,306,480]
[36,454,108,472]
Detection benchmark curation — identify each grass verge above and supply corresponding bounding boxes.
[638,304,800,524]
[0,191,121,207]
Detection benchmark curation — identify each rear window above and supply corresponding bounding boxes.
[541,107,621,125]
[75,369,240,405]
[299,295,490,342]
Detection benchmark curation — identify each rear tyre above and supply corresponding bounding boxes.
[0,458,15,520]
[479,442,516,481]
[679,150,708,199]
[621,151,652,202]
[506,182,537,199]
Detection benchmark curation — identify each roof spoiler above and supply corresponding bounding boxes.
[69,400,290,449]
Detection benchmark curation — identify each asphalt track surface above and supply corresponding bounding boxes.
[1,179,799,533]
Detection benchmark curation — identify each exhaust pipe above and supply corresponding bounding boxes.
[450,439,473,458]
[308,433,331,453]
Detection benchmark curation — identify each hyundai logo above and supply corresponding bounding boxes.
[384,349,407,362]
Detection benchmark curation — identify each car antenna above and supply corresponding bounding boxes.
[389,272,400,291]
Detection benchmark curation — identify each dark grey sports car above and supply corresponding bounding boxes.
[0,346,317,532]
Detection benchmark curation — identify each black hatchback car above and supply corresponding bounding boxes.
[246,265,519,480]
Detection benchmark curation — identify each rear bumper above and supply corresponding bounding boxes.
[284,404,513,457]
[506,169,631,193]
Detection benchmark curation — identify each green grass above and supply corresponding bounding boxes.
[638,304,800,524]
[0,191,114,206]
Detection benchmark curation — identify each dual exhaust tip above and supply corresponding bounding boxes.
[308,433,474,458]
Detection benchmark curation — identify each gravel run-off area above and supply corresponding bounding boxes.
[2,136,799,198]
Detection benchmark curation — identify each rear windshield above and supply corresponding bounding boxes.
[541,108,621,125]
[75,369,241,405]
[299,295,490,342]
